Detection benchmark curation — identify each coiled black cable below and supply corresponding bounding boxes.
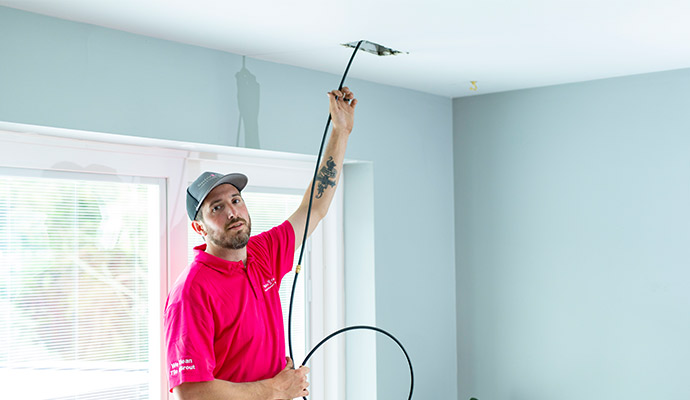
[301,325,414,400]
[286,40,414,400]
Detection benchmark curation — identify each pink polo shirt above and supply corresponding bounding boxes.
[164,220,295,391]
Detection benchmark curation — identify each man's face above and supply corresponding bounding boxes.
[196,184,251,250]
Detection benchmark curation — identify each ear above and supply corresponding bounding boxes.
[191,220,206,237]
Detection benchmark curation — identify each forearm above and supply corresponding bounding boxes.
[306,128,349,215]
[293,128,349,238]
[288,87,356,247]
[173,360,310,400]
[173,379,274,400]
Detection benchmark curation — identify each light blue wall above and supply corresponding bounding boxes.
[0,6,456,400]
[454,69,690,399]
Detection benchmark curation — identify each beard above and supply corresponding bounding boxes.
[206,217,252,250]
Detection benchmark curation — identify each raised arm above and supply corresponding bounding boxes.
[288,87,357,249]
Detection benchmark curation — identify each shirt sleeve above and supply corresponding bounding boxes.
[164,278,217,391]
[249,220,296,282]
[275,220,297,280]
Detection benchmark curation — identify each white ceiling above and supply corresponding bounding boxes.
[3,0,690,98]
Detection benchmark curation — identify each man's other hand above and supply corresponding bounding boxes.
[270,357,310,399]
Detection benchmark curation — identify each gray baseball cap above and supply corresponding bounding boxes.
[186,171,248,220]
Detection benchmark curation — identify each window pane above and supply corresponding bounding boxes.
[0,170,160,400]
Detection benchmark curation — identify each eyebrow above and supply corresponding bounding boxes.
[207,193,241,208]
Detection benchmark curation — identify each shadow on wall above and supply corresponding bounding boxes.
[235,56,261,149]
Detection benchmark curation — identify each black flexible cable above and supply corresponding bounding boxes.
[300,325,414,400]
[288,39,363,363]
[286,39,414,400]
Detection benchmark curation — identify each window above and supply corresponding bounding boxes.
[0,124,184,400]
[0,169,163,399]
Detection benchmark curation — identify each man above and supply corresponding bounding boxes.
[164,87,357,399]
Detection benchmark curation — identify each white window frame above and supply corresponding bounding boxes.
[0,124,180,400]
[0,121,346,400]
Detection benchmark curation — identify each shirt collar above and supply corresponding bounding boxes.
[193,243,252,274]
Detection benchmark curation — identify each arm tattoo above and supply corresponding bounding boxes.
[315,157,337,199]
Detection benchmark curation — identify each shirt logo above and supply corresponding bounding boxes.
[170,358,196,376]
[262,278,276,292]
